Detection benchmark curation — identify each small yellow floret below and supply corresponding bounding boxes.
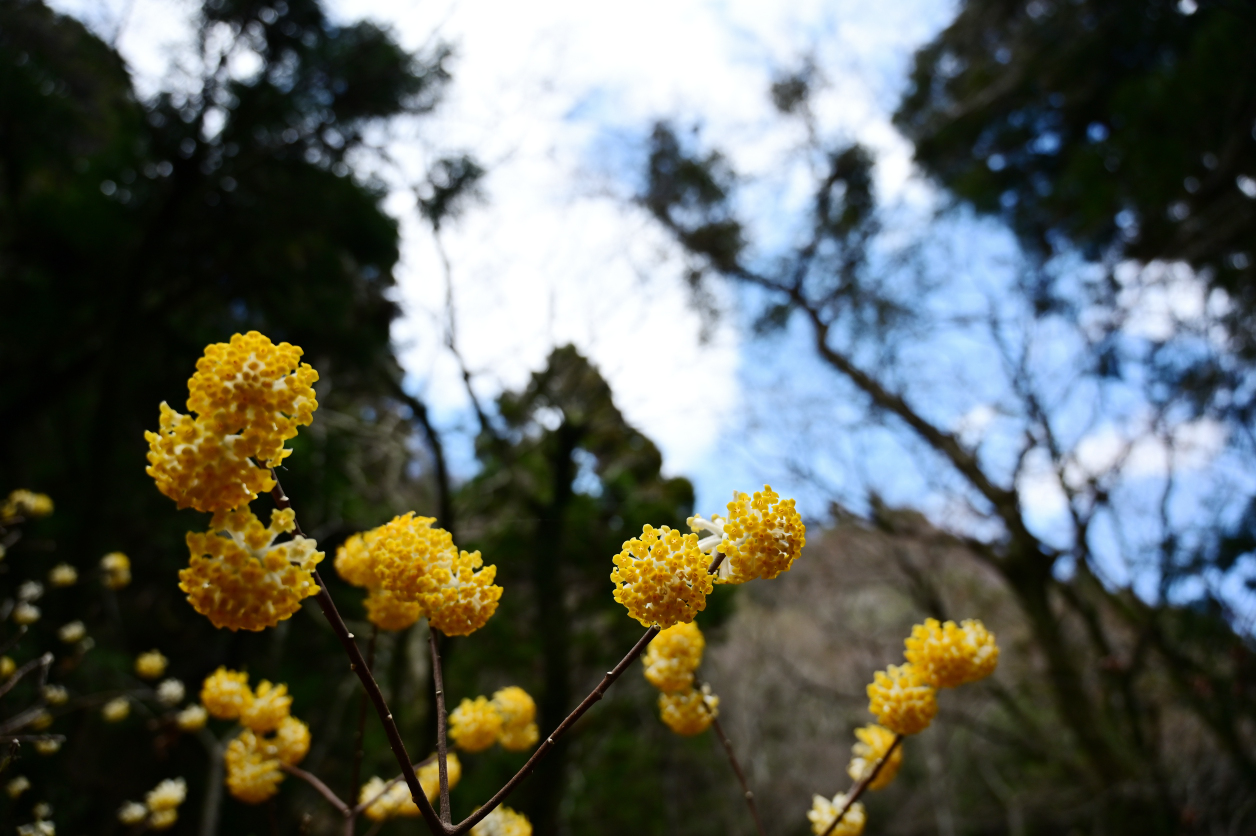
[145,403,276,513]
[42,685,68,705]
[643,622,705,693]
[867,663,936,736]
[417,752,462,802]
[145,778,187,812]
[240,680,292,733]
[186,331,319,468]
[149,809,178,830]
[100,552,131,590]
[470,805,532,836]
[904,618,999,689]
[156,679,185,706]
[338,530,424,631]
[492,687,538,752]
[360,776,416,821]
[117,802,147,825]
[28,710,52,731]
[1,490,53,520]
[12,602,40,625]
[5,776,30,798]
[658,686,718,736]
[0,656,13,677]
[34,739,61,755]
[272,716,310,765]
[224,730,283,804]
[201,668,253,719]
[807,792,866,836]
[176,705,208,731]
[135,650,168,680]
[180,506,323,632]
[48,565,77,587]
[701,486,805,584]
[847,724,902,790]
[449,696,503,753]
[611,525,713,628]
[102,697,130,723]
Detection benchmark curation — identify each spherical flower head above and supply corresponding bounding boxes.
[240,680,292,733]
[807,793,866,836]
[102,697,130,722]
[643,622,705,693]
[225,731,283,804]
[364,588,423,631]
[17,581,42,602]
[449,696,503,752]
[611,525,713,629]
[34,739,61,756]
[658,685,718,736]
[1,490,53,520]
[904,618,999,689]
[180,506,323,632]
[145,778,187,812]
[418,752,462,802]
[335,530,380,589]
[149,809,178,830]
[100,552,131,590]
[6,776,30,798]
[707,486,805,584]
[201,668,253,719]
[470,805,533,836]
[867,663,937,736]
[42,685,68,706]
[360,777,413,821]
[145,403,276,513]
[847,724,902,790]
[156,679,185,706]
[0,656,13,677]
[12,602,40,625]
[56,622,86,644]
[135,650,168,680]
[187,332,319,468]
[48,564,77,587]
[117,802,147,825]
[492,687,538,751]
[273,716,310,765]
[422,549,503,637]
[29,710,52,731]
[176,704,208,731]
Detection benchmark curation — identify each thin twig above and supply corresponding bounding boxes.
[282,762,351,816]
[710,714,767,836]
[819,734,904,836]
[350,625,379,802]
[428,626,452,825]
[269,478,445,836]
[0,652,51,700]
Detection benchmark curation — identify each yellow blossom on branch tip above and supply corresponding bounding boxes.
[418,753,462,802]
[492,687,538,752]
[867,663,936,735]
[338,529,424,631]
[149,809,178,830]
[186,331,319,468]
[847,724,902,790]
[201,668,252,719]
[180,506,323,632]
[34,739,60,755]
[0,656,12,678]
[240,680,291,733]
[117,803,146,825]
[658,685,718,736]
[807,793,866,836]
[449,696,503,752]
[135,650,168,680]
[904,617,999,689]
[225,730,283,804]
[56,622,85,644]
[470,805,532,836]
[690,485,805,585]
[643,621,705,693]
[6,776,30,798]
[102,697,130,722]
[156,679,185,706]
[611,525,713,629]
[100,552,131,590]
[48,564,77,587]
[176,705,208,731]
[360,777,417,821]
[145,778,187,812]
[1,490,53,520]
[12,602,40,625]
[334,530,379,588]
[145,403,276,513]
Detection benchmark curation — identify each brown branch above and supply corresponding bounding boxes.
[428,626,452,825]
[282,762,350,816]
[0,652,51,700]
[709,713,766,836]
[351,754,438,817]
[819,734,903,836]
[350,625,379,803]
[270,478,446,836]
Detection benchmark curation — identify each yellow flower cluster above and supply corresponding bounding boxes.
[146,332,318,513]
[0,490,53,521]
[117,778,188,831]
[337,514,502,636]
[448,687,540,753]
[643,622,705,693]
[904,618,999,689]
[135,650,168,680]
[200,669,310,803]
[689,485,806,584]
[611,525,713,628]
[100,552,131,590]
[658,685,718,736]
[470,805,533,836]
[807,792,866,836]
[846,725,902,790]
[359,754,463,821]
[866,664,936,736]
[48,564,77,587]
[181,507,323,631]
